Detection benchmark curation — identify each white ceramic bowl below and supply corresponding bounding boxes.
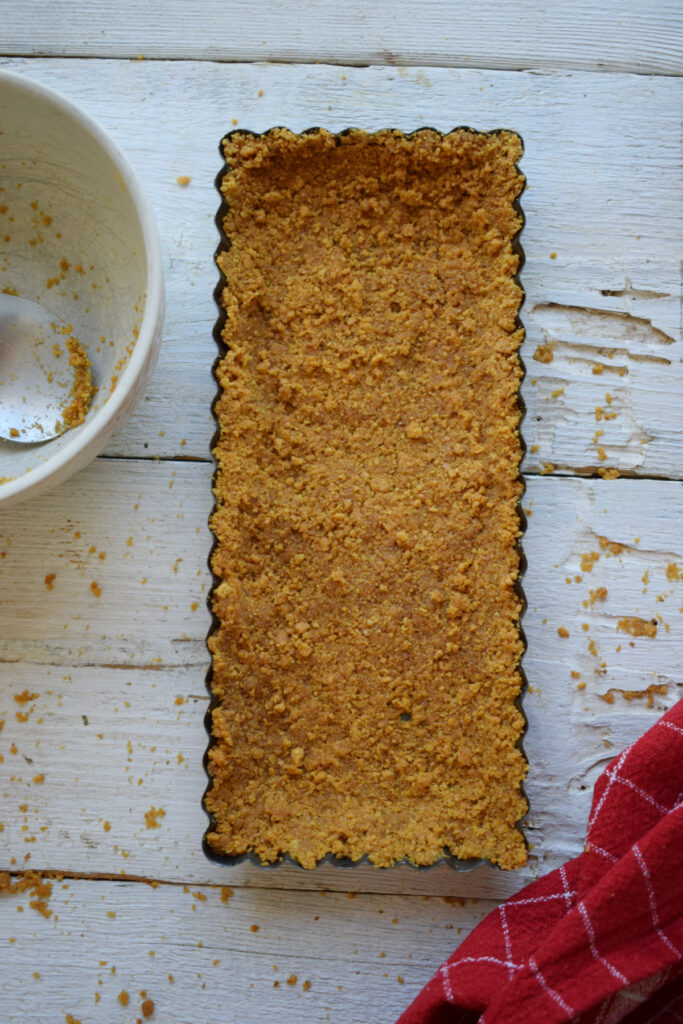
[0,70,164,508]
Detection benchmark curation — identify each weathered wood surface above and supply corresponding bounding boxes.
[1,59,679,478]
[1,877,494,1024]
[1,464,680,896]
[2,0,682,74]
[0,46,681,1024]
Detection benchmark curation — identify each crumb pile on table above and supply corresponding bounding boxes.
[207,127,527,869]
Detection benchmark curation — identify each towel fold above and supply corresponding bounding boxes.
[397,700,683,1024]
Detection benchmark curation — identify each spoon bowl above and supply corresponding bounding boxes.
[0,295,90,443]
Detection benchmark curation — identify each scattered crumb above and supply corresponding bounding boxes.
[220,886,233,903]
[549,252,557,259]
[90,581,102,598]
[144,806,166,830]
[176,175,191,186]
[286,974,298,986]
[14,690,39,705]
[533,343,554,364]
[44,573,56,590]
[589,587,608,606]
[599,683,667,708]
[0,871,53,918]
[598,535,624,556]
[580,551,600,573]
[141,997,155,1018]
[617,617,657,639]
[666,563,681,582]
[302,980,311,991]
[118,990,130,1007]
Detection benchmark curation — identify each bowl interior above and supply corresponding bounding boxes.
[0,73,154,501]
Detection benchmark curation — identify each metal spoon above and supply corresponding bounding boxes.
[0,294,82,443]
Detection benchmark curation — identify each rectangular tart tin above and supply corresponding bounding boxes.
[203,126,528,873]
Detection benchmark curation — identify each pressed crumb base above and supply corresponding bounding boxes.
[207,128,527,870]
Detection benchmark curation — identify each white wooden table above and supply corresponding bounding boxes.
[1,4,682,1021]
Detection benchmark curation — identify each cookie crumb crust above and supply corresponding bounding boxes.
[207,128,527,870]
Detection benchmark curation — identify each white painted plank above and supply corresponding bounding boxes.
[1,462,681,896]
[1,41,681,1021]
[2,0,682,74]
[1,59,679,476]
[520,476,683,870]
[0,877,495,1024]
[0,459,214,667]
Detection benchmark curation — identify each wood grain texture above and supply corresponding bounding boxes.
[1,59,679,477]
[0,877,495,1024]
[2,0,682,74]
[1,462,681,898]
[0,47,681,1022]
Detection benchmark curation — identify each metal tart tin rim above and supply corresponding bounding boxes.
[202,125,528,874]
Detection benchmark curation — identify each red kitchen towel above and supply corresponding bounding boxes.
[397,699,683,1024]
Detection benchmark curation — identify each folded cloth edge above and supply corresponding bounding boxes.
[396,699,683,1024]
